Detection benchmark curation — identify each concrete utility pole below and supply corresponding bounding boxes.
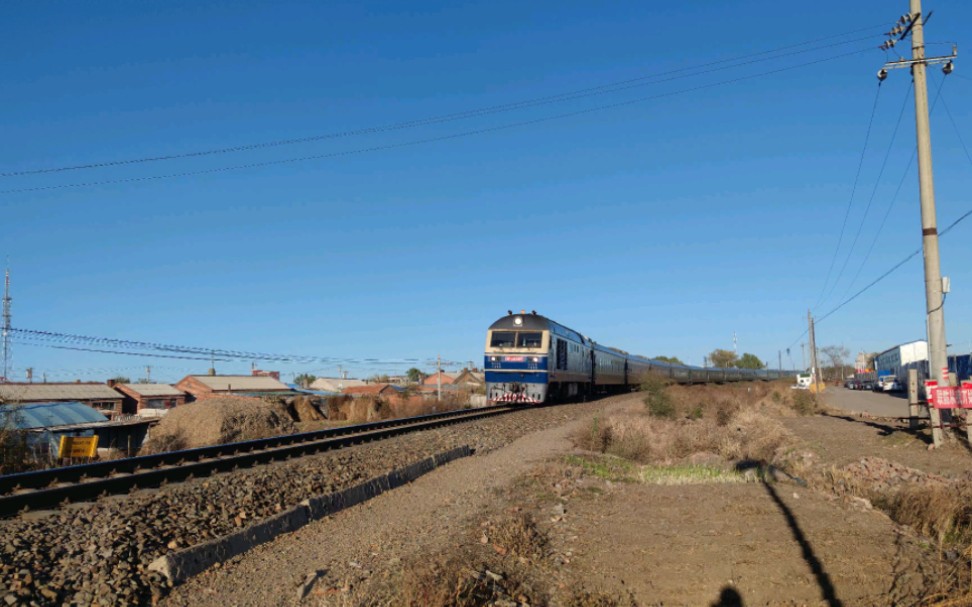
[436,355,442,403]
[2,267,11,383]
[878,2,956,447]
[807,311,819,389]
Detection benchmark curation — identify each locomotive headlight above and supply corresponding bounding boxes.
[490,356,498,362]
[513,316,523,326]
[531,357,539,362]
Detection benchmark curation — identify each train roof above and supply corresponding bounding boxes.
[487,312,709,371]
[489,312,588,344]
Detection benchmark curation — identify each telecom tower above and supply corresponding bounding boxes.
[2,267,11,383]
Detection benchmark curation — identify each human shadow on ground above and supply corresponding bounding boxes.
[761,480,844,607]
[709,585,744,606]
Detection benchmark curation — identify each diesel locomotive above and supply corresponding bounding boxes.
[484,311,793,404]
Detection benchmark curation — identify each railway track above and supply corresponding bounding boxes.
[0,404,515,517]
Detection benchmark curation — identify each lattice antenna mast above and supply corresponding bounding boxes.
[2,267,11,383]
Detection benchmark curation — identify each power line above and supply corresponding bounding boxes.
[0,47,876,196]
[837,74,945,302]
[830,80,915,302]
[0,27,885,178]
[788,203,972,350]
[938,88,972,169]
[812,83,883,310]
[11,327,424,366]
[818,207,972,323]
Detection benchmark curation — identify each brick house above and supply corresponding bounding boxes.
[174,374,292,401]
[422,371,456,386]
[0,382,125,419]
[113,383,187,418]
[342,384,402,399]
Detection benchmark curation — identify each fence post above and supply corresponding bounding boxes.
[908,368,919,430]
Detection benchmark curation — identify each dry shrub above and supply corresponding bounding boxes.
[141,396,296,452]
[719,408,793,463]
[397,557,542,607]
[576,403,794,468]
[291,396,324,422]
[487,512,548,560]
[879,483,972,544]
[567,589,637,607]
[790,390,821,416]
[577,412,722,465]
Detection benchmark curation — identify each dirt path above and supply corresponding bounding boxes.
[162,392,940,607]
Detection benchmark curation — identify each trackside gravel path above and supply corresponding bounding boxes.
[162,393,934,607]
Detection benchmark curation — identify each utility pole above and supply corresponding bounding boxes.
[732,332,737,355]
[800,343,807,370]
[878,3,955,447]
[2,267,11,383]
[145,366,152,383]
[436,355,442,403]
[778,350,782,373]
[807,310,822,391]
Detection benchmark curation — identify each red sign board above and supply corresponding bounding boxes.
[929,382,972,409]
[504,356,525,362]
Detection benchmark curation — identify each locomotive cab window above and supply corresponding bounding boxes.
[490,331,516,348]
[517,332,543,348]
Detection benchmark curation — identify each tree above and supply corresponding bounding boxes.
[406,368,427,384]
[294,373,317,389]
[652,355,684,365]
[736,353,765,370]
[708,349,737,369]
[820,345,850,381]
[110,376,131,384]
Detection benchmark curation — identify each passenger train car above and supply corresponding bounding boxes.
[485,311,793,404]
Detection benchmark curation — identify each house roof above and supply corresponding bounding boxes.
[118,383,185,397]
[4,401,109,429]
[453,370,485,384]
[182,375,290,392]
[310,378,369,391]
[422,372,456,385]
[343,384,401,396]
[0,383,122,403]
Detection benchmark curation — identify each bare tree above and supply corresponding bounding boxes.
[820,345,850,382]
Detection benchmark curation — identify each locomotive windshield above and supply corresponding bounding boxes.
[489,330,544,349]
[490,331,516,348]
[517,332,543,348]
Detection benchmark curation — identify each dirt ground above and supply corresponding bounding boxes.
[161,388,971,607]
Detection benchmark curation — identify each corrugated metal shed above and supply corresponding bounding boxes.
[4,402,109,429]
[0,383,122,402]
[189,375,290,391]
[118,383,185,397]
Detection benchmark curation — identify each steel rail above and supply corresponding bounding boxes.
[0,405,514,517]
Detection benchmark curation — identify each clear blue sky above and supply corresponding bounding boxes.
[2,1,971,382]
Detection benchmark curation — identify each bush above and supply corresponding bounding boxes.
[791,390,820,415]
[641,373,676,418]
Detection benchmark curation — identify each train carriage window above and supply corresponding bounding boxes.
[490,331,515,348]
[517,332,543,348]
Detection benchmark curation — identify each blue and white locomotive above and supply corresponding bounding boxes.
[484,311,792,405]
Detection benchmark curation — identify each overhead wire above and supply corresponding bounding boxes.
[787,205,972,350]
[0,47,877,196]
[831,80,915,302]
[0,26,886,178]
[839,74,944,299]
[812,82,883,310]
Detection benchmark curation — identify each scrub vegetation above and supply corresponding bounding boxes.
[578,379,809,469]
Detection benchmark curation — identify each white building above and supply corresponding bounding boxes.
[875,340,928,377]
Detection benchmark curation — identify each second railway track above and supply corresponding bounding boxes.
[0,404,516,517]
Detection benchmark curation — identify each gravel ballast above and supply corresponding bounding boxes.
[0,400,608,606]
